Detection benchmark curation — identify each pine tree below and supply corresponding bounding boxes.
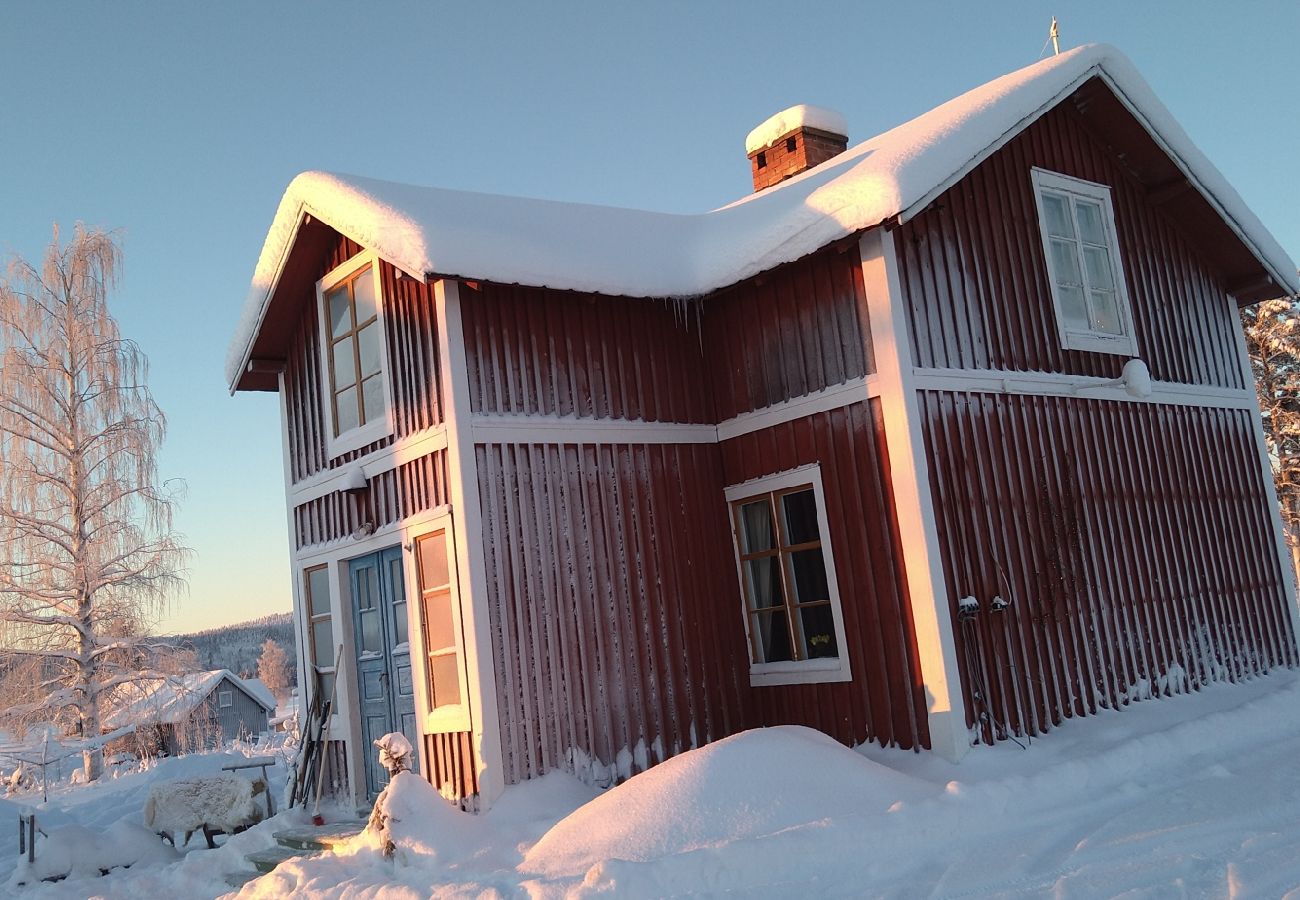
[257,638,292,704]
[1242,296,1300,571]
[0,226,187,781]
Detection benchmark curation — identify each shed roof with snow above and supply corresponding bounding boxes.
[101,670,274,730]
[227,44,1299,392]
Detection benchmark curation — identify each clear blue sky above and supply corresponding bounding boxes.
[2,2,1296,634]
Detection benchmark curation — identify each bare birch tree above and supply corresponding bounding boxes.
[0,226,187,781]
[1242,296,1300,571]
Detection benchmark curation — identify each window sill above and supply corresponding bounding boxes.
[749,657,852,687]
[324,415,393,460]
[1061,331,1138,357]
[423,705,471,734]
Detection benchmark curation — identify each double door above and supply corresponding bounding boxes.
[350,545,419,798]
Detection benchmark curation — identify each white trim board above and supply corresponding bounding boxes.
[860,228,969,763]
[911,367,1257,410]
[471,415,718,446]
[288,425,449,505]
[716,377,879,441]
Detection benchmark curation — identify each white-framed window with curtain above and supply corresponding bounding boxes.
[1031,167,1139,357]
[725,464,852,687]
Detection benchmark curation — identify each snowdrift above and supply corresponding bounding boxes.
[521,725,926,877]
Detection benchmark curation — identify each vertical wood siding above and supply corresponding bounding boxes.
[424,730,478,804]
[461,283,714,423]
[476,441,751,786]
[282,233,444,485]
[896,103,1246,389]
[919,391,1296,741]
[704,246,874,420]
[293,449,450,549]
[718,401,930,751]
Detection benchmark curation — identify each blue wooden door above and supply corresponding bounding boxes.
[350,545,420,799]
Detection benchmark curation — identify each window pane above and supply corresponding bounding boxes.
[1082,245,1115,291]
[356,566,376,610]
[336,386,359,433]
[315,671,335,702]
[1057,285,1089,329]
[393,600,409,645]
[1049,238,1082,286]
[312,620,335,668]
[789,548,830,604]
[417,532,449,590]
[307,567,330,617]
[389,558,408,645]
[423,587,456,653]
[740,500,775,552]
[1041,191,1074,238]
[353,267,378,324]
[332,336,356,389]
[744,557,784,610]
[358,322,382,378]
[781,489,819,545]
[360,609,381,653]
[1075,199,1105,244]
[361,375,385,425]
[327,287,351,338]
[1091,290,1122,335]
[798,605,839,659]
[753,609,794,663]
[430,654,461,708]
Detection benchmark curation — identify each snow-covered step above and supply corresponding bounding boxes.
[223,869,263,890]
[272,820,366,852]
[245,846,305,874]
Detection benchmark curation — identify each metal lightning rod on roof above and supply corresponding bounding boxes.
[1050,17,1060,56]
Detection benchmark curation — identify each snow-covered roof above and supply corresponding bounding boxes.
[101,670,272,730]
[240,677,276,711]
[745,104,848,154]
[227,44,1300,389]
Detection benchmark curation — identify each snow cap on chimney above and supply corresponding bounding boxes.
[745,104,849,193]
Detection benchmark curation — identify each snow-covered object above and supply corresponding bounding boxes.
[374,731,413,775]
[361,770,482,866]
[142,773,265,839]
[101,669,272,730]
[521,725,927,877]
[227,44,1299,389]
[745,104,848,154]
[7,816,180,886]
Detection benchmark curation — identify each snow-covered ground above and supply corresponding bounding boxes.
[9,672,1300,897]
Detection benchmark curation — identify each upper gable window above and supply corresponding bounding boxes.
[317,251,393,457]
[1031,168,1138,357]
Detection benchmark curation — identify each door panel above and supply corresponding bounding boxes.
[350,545,421,800]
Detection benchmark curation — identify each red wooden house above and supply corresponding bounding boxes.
[227,45,1299,809]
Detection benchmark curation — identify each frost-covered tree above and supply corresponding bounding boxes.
[1242,296,1300,570]
[0,226,187,781]
[256,638,291,703]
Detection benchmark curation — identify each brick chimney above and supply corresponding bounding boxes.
[746,105,848,193]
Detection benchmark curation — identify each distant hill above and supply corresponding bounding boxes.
[173,612,298,682]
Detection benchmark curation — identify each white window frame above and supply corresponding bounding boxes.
[406,515,472,734]
[316,249,397,459]
[724,463,852,687]
[1031,167,1139,357]
[218,690,233,709]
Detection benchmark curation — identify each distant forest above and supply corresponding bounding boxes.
[173,612,298,684]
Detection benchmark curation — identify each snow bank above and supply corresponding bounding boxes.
[521,725,926,878]
[744,104,848,154]
[7,816,180,887]
[227,43,1299,388]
